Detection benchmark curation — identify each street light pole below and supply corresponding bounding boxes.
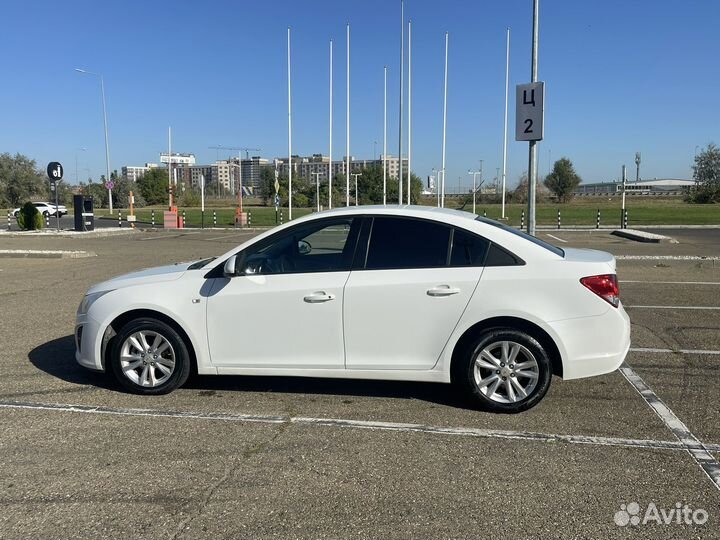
[527,0,539,235]
[501,27,510,219]
[329,39,333,209]
[441,32,449,208]
[383,65,388,205]
[311,172,321,211]
[468,170,481,214]
[351,173,362,206]
[75,68,112,213]
[407,19,412,205]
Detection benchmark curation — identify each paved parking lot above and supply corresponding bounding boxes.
[0,227,719,539]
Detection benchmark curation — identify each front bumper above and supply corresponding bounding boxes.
[549,303,631,380]
[74,314,104,372]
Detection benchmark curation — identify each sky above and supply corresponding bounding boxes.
[1,0,718,191]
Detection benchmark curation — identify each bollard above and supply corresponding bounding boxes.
[520,210,525,230]
[151,209,155,228]
[248,211,252,227]
[118,211,122,227]
[280,210,284,224]
[623,209,628,229]
[557,209,561,230]
[213,211,217,227]
[45,213,50,228]
[596,209,600,229]
[182,210,186,228]
[7,212,10,231]
[483,209,487,218]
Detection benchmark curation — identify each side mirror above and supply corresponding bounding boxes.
[223,254,238,277]
[298,239,312,255]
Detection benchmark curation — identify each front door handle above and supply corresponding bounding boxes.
[304,291,336,303]
[427,285,461,297]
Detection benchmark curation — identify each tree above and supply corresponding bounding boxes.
[511,172,550,204]
[687,143,720,203]
[543,158,582,203]
[80,181,108,207]
[136,168,169,205]
[0,153,46,207]
[113,177,147,208]
[259,167,276,205]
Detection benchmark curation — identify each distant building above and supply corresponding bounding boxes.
[160,153,196,165]
[274,154,408,182]
[574,178,694,196]
[121,163,159,182]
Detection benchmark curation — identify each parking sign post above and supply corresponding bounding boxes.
[516,0,542,236]
[47,162,63,231]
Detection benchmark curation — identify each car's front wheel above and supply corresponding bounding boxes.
[453,328,552,413]
[109,317,190,395]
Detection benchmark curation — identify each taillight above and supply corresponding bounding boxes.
[580,274,620,307]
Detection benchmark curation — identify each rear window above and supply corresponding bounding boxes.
[450,228,489,266]
[475,216,565,257]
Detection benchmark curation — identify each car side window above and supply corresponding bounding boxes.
[364,217,451,270]
[450,228,490,267]
[241,218,358,275]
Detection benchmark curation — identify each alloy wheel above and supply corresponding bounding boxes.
[472,340,540,403]
[119,330,176,388]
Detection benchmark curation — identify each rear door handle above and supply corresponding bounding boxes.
[427,285,461,297]
[304,291,336,303]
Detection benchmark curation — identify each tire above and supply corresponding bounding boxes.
[109,317,191,395]
[452,328,552,413]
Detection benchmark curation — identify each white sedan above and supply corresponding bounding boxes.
[75,206,630,413]
[12,202,67,217]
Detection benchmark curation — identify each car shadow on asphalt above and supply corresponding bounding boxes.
[184,375,472,410]
[29,336,474,410]
[28,335,115,391]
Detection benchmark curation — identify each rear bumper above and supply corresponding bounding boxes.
[549,303,631,380]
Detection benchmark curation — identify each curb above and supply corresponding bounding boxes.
[0,249,96,259]
[611,229,673,243]
[0,229,137,238]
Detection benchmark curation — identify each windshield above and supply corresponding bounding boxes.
[475,216,565,257]
[187,257,217,270]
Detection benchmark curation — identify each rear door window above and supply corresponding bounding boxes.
[365,217,451,270]
[450,228,490,267]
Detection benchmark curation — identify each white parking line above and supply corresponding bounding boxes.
[546,234,568,243]
[620,365,720,491]
[617,255,720,261]
[1,399,718,453]
[206,234,248,241]
[625,305,720,310]
[621,280,720,285]
[138,234,184,241]
[630,347,720,356]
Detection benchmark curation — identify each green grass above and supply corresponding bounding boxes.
[432,197,720,227]
[94,206,314,227]
[60,198,720,228]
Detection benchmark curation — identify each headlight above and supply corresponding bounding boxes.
[77,290,113,316]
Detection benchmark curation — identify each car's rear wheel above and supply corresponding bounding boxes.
[453,328,552,413]
[109,318,190,395]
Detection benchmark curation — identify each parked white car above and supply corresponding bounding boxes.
[12,202,67,217]
[75,206,630,412]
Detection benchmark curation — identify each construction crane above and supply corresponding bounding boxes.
[207,145,262,160]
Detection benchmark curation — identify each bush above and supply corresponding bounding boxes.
[16,202,43,230]
[178,189,201,207]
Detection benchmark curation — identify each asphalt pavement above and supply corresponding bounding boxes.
[0,227,718,539]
